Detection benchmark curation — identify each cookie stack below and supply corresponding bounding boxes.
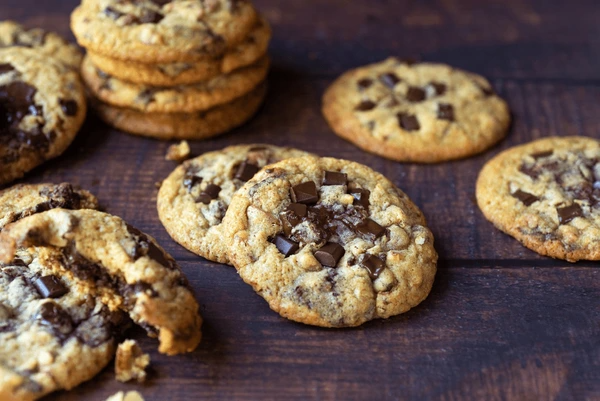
[70,0,271,140]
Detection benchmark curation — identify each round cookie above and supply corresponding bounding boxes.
[476,136,600,262]
[0,209,203,355]
[322,58,511,163]
[92,82,267,140]
[0,47,87,185]
[70,0,258,63]
[82,55,269,113]
[224,156,438,327]
[86,16,271,86]
[158,145,314,264]
[0,21,82,70]
[0,183,98,230]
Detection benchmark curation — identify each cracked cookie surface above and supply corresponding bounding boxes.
[224,156,437,327]
[322,58,510,163]
[0,47,86,185]
[477,136,600,262]
[158,144,314,264]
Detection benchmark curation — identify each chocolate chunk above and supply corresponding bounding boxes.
[531,150,553,159]
[519,163,541,180]
[197,184,221,204]
[0,81,37,123]
[63,242,118,289]
[273,234,299,257]
[437,103,455,121]
[104,6,125,20]
[59,99,78,116]
[139,10,164,24]
[279,203,307,236]
[557,204,583,224]
[314,242,345,267]
[361,254,385,280]
[37,302,73,337]
[150,0,173,5]
[183,170,202,192]
[356,218,386,239]
[125,225,177,269]
[397,113,420,131]
[427,82,446,96]
[323,171,347,186]
[0,63,15,75]
[121,281,158,308]
[379,72,401,88]
[349,188,370,209]
[291,181,319,204]
[234,161,259,181]
[357,78,374,90]
[406,87,426,102]
[511,189,539,206]
[33,275,68,298]
[75,312,113,347]
[355,100,377,112]
[137,88,157,105]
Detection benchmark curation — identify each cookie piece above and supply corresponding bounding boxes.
[0,209,202,355]
[0,183,98,230]
[70,0,258,63]
[115,339,150,383]
[0,21,82,70]
[106,391,145,401]
[165,141,190,162]
[82,55,269,113]
[86,16,271,86]
[224,156,438,327]
[322,57,510,163]
[476,136,600,262]
[0,47,87,185]
[91,81,267,139]
[158,145,314,264]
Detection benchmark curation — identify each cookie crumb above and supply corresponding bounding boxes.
[165,140,191,162]
[115,339,150,383]
[106,391,145,401]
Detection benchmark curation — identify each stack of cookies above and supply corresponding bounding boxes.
[70,0,271,140]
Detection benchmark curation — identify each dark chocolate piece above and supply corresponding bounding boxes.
[279,203,308,235]
[125,225,177,269]
[314,242,345,267]
[235,161,259,181]
[406,86,426,102]
[557,204,583,224]
[183,170,202,192]
[0,63,15,75]
[274,235,299,257]
[356,218,386,239]
[361,254,385,280]
[427,82,447,96]
[397,113,420,131]
[37,302,73,337]
[291,181,318,204]
[349,188,370,209]
[59,99,78,116]
[355,100,377,112]
[437,103,455,121]
[512,190,539,206]
[357,78,373,90]
[104,6,125,20]
[323,171,347,186]
[139,10,164,24]
[379,72,401,88]
[33,275,68,299]
[197,184,221,204]
[137,88,157,104]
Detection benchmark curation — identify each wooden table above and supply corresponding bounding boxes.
[3,0,599,399]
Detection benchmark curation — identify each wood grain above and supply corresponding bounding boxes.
[0,0,598,399]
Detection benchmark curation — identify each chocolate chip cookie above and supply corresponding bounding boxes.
[0,21,82,70]
[476,136,600,262]
[0,47,87,185]
[82,55,269,113]
[224,156,438,327]
[71,0,258,64]
[92,81,267,139]
[322,58,511,163]
[86,16,271,86]
[158,145,314,264]
[0,209,202,356]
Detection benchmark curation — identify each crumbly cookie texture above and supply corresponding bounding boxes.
[322,57,510,163]
[476,136,600,262]
[106,391,145,401]
[71,0,258,63]
[82,55,269,113]
[158,145,314,264]
[224,156,438,327]
[0,209,202,355]
[92,81,266,139]
[0,21,83,70]
[86,16,271,86]
[115,339,150,383]
[0,183,98,230]
[0,47,87,185]
[165,141,190,162]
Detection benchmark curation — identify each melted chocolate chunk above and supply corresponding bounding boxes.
[75,312,113,347]
[125,225,177,269]
[183,169,202,192]
[356,218,385,239]
[197,184,221,204]
[437,103,455,121]
[427,82,446,96]
[137,88,158,104]
[37,302,73,338]
[323,171,347,186]
[379,72,401,88]
[349,188,370,209]
[511,189,539,206]
[279,203,307,236]
[273,234,299,257]
[59,99,78,116]
[33,275,68,299]
[361,254,385,280]
[355,100,377,112]
[139,9,164,24]
[150,0,173,5]
[406,87,426,102]
[235,161,259,181]
[291,181,319,204]
[40,183,82,209]
[531,150,553,159]
[314,242,345,267]
[63,243,118,289]
[121,281,158,308]
[357,78,374,90]
[0,81,37,123]
[519,163,541,180]
[397,113,420,131]
[0,63,15,75]
[557,204,583,224]
[104,6,125,20]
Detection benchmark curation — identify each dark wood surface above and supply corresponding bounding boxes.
[2,0,600,400]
